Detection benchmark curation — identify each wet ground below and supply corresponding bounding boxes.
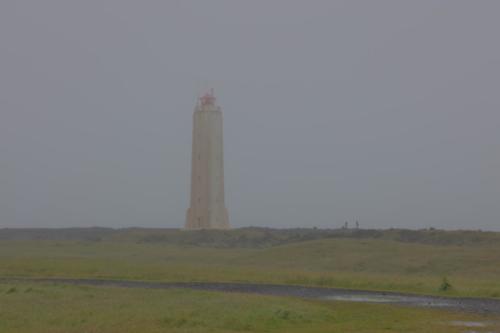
[449,321,499,333]
[2,277,500,315]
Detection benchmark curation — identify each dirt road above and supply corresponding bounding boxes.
[3,277,500,314]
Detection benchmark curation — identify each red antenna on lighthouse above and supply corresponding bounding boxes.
[200,88,216,107]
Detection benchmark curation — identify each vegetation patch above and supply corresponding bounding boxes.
[0,283,497,333]
[1,228,500,298]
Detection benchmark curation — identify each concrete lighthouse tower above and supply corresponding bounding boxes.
[185,90,230,229]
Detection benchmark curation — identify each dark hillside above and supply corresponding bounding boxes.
[1,227,498,247]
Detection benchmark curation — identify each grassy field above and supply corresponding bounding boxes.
[1,228,500,298]
[1,282,498,333]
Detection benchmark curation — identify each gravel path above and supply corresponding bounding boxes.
[3,277,500,315]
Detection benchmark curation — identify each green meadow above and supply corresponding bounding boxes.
[1,228,500,297]
[1,282,498,333]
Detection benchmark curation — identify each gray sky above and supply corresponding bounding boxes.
[1,1,499,230]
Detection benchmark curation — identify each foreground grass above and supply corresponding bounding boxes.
[1,238,500,298]
[0,282,497,333]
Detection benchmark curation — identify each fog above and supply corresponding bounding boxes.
[1,1,499,230]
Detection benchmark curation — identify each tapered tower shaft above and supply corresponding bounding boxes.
[185,91,229,229]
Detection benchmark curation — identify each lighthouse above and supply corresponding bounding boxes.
[185,90,230,229]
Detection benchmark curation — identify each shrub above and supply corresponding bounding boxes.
[275,309,291,320]
[439,277,452,292]
[6,287,17,294]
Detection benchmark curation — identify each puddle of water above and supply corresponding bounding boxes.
[449,321,488,328]
[448,321,498,333]
[323,294,452,308]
